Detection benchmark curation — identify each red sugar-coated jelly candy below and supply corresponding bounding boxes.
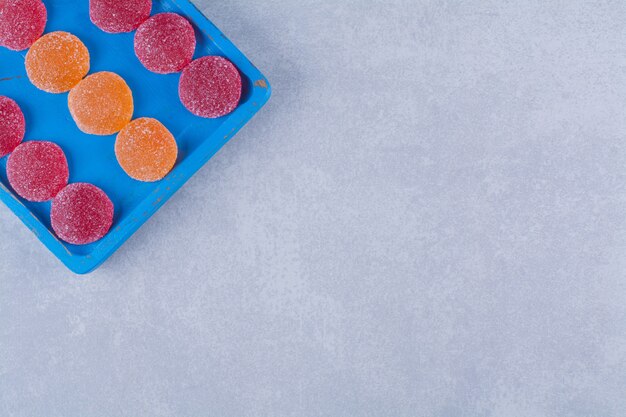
[7,141,69,202]
[0,96,25,157]
[134,13,196,74]
[0,0,47,51]
[178,56,242,118]
[51,183,114,245]
[89,0,151,34]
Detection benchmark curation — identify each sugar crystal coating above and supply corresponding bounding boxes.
[51,183,114,245]
[134,13,196,74]
[0,0,47,51]
[0,96,25,157]
[115,117,177,182]
[7,141,69,202]
[178,56,242,118]
[68,71,134,136]
[25,31,90,93]
[90,0,151,33]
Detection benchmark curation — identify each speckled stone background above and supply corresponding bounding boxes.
[2,0,626,416]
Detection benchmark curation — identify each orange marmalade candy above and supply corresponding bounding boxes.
[68,71,134,135]
[25,31,89,93]
[115,118,177,182]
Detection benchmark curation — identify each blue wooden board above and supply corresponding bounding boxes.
[0,0,271,274]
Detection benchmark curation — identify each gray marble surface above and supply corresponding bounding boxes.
[2,0,626,416]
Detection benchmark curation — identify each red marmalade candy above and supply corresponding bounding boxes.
[134,12,196,74]
[51,183,114,245]
[0,96,25,157]
[178,56,242,118]
[0,0,47,51]
[7,141,69,202]
[89,0,151,34]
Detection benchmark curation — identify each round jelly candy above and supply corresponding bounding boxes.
[51,183,114,245]
[115,117,177,182]
[0,0,47,51]
[25,31,90,93]
[179,56,242,118]
[0,96,25,157]
[90,0,151,34]
[68,71,134,136]
[134,13,196,74]
[7,141,69,202]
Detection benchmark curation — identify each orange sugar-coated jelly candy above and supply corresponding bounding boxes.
[115,118,178,182]
[68,71,134,136]
[25,31,90,93]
